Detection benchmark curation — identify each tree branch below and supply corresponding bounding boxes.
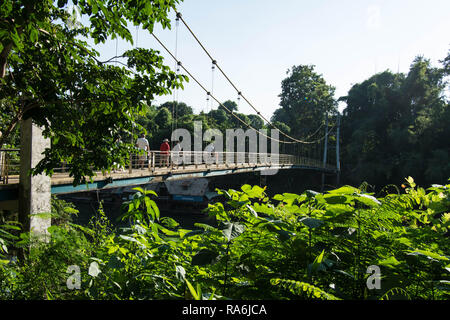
[100,55,124,64]
[0,42,13,78]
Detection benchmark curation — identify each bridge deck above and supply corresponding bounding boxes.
[0,150,337,208]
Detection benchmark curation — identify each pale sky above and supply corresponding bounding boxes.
[91,0,450,120]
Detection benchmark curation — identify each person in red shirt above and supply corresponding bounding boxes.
[159,138,170,167]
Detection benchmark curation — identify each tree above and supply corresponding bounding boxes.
[440,49,450,76]
[272,65,337,139]
[341,53,450,188]
[0,0,186,184]
[159,101,193,118]
[219,100,238,113]
[247,114,264,130]
[208,108,228,126]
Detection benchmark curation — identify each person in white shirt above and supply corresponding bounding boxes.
[136,133,150,169]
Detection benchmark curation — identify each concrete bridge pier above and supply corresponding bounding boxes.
[18,118,51,242]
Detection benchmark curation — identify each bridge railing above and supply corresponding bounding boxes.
[0,149,20,184]
[0,149,335,183]
[126,150,291,172]
[125,150,334,173]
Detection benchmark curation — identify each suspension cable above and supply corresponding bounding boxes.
[173,9,329,144]
[211,60,216,114]
[172,14,180,137]
[151,32,334,145]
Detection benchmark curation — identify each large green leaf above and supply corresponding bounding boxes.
[298,217,324,229]
[308,250,327,275]
[327,186,359,195]
[252,203,275,215]
[241,184,265,198]
[354,194,381,207]
[175,265,186,281]
[407,250,449,262]
[221,222,245,242]
[323,204,354,220]
[323,194,351,204]
[191,249,220,266]
[378,256,402,268]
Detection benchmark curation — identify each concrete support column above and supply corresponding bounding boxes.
[18,118,51,242]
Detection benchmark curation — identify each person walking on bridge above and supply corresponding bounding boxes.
[136,133,150,169]
[160,138,170,167]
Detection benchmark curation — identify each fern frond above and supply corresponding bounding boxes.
[271,278,340,300]
[380,287,411,300]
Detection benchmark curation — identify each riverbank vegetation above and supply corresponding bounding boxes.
[1,178,448,300]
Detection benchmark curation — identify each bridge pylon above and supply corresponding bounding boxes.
[18,118,51,242]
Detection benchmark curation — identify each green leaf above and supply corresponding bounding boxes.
[161,217,179,229]
[271,278,340,300]
[380,287,411,300]
[185,279,200,300]
[436,280,450,292]
[175,265,186,281]
[30,28,38,43]
[307,250,328,275]
[108,246,118,254]
[46,288,54,300]
[316,250,325,263]
[333,269,355,279]
[406,176,416,188]
[395,237,413,247]
[273,194,284,201]
[144,197,155,221]
[183,229,204,238]
[148,199,160,220]
[275,229,295,241]
[191,249,220,266]
[378,256,402,268]
[305,190,320,198]
[246,204,258,217]
[407,250,449,261]
[157,225,178,236]
[327,186,359,195]
[221,222,245,242]
[253,203,275,215]
[354,194,381,207]
[323,204,354,219]
[323,194,350,204]
[298,217,324,229]
[119,235,138,243]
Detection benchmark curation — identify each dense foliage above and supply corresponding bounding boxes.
[269,52,450,190]
[133,99,266,150]
[341,55,450,188]
[271,64,338,138]
[1,178,448,300]
[0,0,185,184]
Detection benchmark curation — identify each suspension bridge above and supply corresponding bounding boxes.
[0,9,341,237]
